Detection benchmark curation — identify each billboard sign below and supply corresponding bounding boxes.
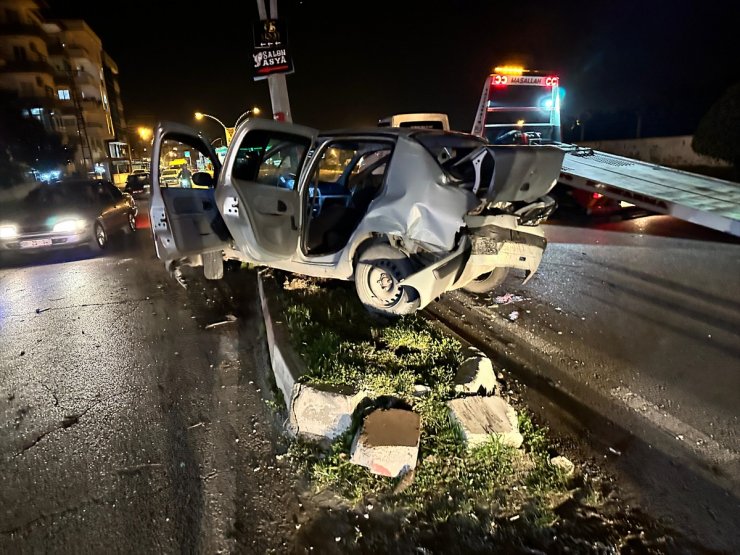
[252,19,294,80]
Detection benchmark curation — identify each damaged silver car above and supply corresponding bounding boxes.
[150,119,564,316]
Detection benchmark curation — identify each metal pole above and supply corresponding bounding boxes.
[256,0,292,123]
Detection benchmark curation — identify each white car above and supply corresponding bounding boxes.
[150,120,564,315]
[160,168,180,187]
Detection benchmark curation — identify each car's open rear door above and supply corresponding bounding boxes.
[150,122,231,276]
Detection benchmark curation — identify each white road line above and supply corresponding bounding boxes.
[611,387,739,465]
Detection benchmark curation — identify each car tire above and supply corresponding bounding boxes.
[125,211,137,233]
[462,267,510,294]
[354,242,420,317]
[90,222,108,251]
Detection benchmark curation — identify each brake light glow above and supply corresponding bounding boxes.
[592,192,604,199]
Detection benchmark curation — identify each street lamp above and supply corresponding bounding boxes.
[137,127,152,142]
[234,106,261,128]
[194,107,261,146]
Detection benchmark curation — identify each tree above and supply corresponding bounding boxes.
[0,91,73,187]
[692,82,740,171]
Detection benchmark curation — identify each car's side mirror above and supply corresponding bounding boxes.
[192,171,214,187]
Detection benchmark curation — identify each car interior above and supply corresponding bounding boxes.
[304,143,392,256]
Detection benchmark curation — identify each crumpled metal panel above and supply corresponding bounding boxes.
[352,136,479,252]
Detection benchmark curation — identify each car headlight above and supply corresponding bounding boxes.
[0,225,18,239]
[53,219,86,233]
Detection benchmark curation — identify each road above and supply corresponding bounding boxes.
[1,205,738,551]
[430,213,740,551]
[0,229,303,552]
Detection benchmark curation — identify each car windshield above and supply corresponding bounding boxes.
[22,181,104,208]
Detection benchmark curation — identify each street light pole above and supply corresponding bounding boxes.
[256,0,292,123]
[195,108,260,146]
[194,112,228,134]
[234,106,261,129]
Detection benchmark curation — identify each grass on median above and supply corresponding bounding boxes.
[278,274,572,533]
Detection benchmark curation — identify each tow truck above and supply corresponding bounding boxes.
[470,66,740,236]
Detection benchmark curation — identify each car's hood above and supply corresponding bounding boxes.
[6,205,100,230]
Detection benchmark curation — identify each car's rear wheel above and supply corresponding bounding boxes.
[462,267,510,294]
[354,243,419,317]
[90,222,107,251]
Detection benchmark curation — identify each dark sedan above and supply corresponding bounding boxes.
[0,179,137,255]
[124,172,151,198]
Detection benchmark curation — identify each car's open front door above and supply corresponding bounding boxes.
[215,119,318,263]
[150,122,230,274]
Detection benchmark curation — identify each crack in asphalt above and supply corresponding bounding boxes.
[14,390,132,456]
[0,480,176,537]
[38,382,60,407]
[3,298,152,319]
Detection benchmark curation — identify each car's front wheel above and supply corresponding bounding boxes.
[126,211,137,233]
[90,222,107,251]
[462,267,510,294]
[354,243,420,317]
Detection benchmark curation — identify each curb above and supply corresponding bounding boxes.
[257,272,523,451]
[257,272,306,407]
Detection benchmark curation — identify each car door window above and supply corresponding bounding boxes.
[158,138,216,189]
[231,129,310,188]
[93,182,114,204]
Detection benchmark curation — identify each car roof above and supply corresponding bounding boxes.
[317,128,480,142]
[318,127,418,139]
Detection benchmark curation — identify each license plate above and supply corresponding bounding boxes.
[19,239,53,248]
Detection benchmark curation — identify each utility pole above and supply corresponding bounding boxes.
[256,0,292,123]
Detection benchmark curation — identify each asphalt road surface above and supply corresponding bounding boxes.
[1,207,738,552]
[0,229,304,552]
[431,214,740,551]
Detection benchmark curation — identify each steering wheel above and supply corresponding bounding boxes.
[277,173,297,190]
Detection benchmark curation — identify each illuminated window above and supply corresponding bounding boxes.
[57,89,70,100]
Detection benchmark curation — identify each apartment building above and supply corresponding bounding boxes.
[0,0,130,181]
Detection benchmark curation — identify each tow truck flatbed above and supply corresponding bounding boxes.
[557,146,740,237]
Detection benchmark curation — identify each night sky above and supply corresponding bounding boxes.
[46,0,740,140]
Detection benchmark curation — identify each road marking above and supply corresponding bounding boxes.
[611,387,739,465]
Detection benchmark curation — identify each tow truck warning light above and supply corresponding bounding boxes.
[493,66,524,75]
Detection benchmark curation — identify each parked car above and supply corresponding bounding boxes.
[150,120,564,316]
[0,179,137,255]
[160,168,180,186]
[124,172,151,198]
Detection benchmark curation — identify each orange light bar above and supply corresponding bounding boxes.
[493,65,524,76]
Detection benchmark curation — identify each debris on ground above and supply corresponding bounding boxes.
[173,267,187,289]
[204,314,237,330]
[350,408,421,478]
[508,311,520,321]
[454,354,498,395]
[493,293,527,305]
[447,396,523,449]
[550,455,575,476]
[35,307,50,314]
